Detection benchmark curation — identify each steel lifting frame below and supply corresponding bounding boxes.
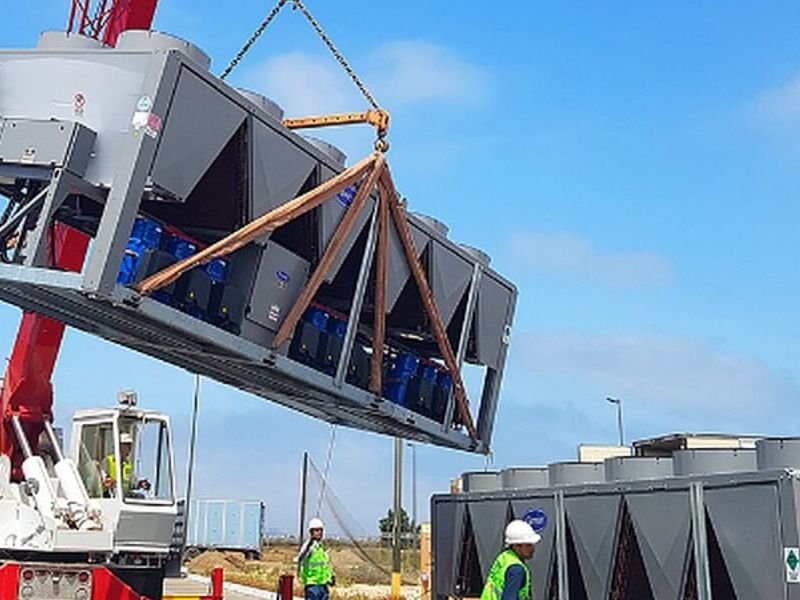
[134,152,478,439]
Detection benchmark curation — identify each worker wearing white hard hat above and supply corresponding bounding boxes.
[296,517,335,600]
[102,430,151,497]
[102,431,135,496]
[480,520,541,600]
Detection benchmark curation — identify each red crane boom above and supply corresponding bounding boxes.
[67,0,158,47]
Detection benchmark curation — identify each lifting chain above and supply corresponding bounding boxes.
[220,0,289,81]
[219,0,388,150]
[288,0,381,112]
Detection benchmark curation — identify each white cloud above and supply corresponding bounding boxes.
[369,41,489,107]
[753,74,800,123]
[507,231,674,287]
[510,331,797,415]
[245,51,360,116]
[243,40,489,117]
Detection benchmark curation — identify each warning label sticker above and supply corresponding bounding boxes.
[786,547,800,583]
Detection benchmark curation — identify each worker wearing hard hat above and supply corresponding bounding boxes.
[480,520,541,600]
[297,518,335,600]
[102,431,135,496]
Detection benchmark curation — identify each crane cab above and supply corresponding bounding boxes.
[70,391,177,554]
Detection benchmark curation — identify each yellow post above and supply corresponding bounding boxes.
[391,437,403,600]
[420,522,431,600]
[392,572,402,599]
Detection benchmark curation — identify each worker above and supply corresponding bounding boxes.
[296,517,335,600]
[102,431,134,496]
[480,520,541,600]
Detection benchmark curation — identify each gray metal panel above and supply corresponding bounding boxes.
[430,240,473,327]
[462,471,502,492]
[451,502,467,592]
[565,495,620,600]
[511,497,555,600]
[475,279,516,446]
[0,49,151,185]
[0,119,96,177]
[250,118,316,223]
[321,195,373,283]
[433,500,456,598]
[548,462,604,486]
[627,491,691,600]
[672,449,756,476]
[705,484,784,600]
[83,49,181,294]
[150,67,246,201]
[757,438,800,470]
[115,30,211,71]
[501,468,549,490]
[604,457,673,482]
[475,274,514,369]
[116,510,176,549]
[468,500,509,575]
[246,242,310,332]
[386,217,429,311]
[780,479,800,600]
[318,164,373,283]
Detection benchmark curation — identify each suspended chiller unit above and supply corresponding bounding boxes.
[0,31,516,453]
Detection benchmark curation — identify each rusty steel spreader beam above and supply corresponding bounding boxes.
[380,169,477,439]
[368,180,389,393]
[135,152,379,296]
[134,147,475,438]
[272,153,386,349]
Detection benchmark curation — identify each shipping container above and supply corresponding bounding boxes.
[183,498,265,559]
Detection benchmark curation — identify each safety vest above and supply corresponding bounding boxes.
[301,542,333,586]
[106,454,132,487]
[480,549,531,600]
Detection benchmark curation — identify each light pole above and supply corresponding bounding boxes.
[606,396,624,446]
[407,442,417,543]
[182,375,201,561]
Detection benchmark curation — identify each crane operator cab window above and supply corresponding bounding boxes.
[77,422,115,498]
[77,416,174,502]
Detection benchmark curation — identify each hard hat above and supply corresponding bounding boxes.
[505,520,541,546]
[120,432,133,444]
[308,517,325,530]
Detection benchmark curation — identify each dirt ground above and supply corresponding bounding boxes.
[188,542,422,600]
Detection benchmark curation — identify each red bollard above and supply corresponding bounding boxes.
[210,567,224,600]
[278,574,294,600]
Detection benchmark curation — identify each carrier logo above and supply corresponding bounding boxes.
[337,186,357,207]
[276,270,291,289]
[523,508,548,534]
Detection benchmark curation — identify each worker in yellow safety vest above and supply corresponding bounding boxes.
[297,517,335,600]
[480,520,541,600]
[102,431,134,496]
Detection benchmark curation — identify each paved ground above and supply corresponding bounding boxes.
[163,574,278,600]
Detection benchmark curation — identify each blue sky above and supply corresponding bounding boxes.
[2,1,800,535]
